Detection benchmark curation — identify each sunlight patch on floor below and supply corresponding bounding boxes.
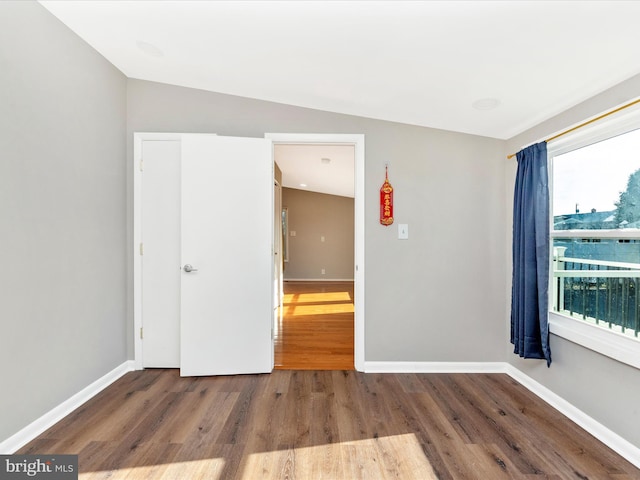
[285,302,355,316]
[284,291,352,303]
[242,433,438,479]
[79,458,226,480]
[76,435,435,479]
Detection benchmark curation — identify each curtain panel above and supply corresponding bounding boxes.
[511,142,551,366]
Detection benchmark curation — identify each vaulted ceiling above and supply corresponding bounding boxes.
[38,1,640,196]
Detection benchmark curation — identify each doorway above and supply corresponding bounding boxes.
[266,133,365,371]
[133,132,365,374]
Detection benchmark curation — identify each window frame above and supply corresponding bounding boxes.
[547,102,640,370]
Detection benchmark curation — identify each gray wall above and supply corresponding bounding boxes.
[11,0,636,455]
[282,188,354,281]
[127,79,507,363]
[505,73,640,448]
[0,2,127,444]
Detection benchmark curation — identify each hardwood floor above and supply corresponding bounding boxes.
[274,281,354,370]
[18,369,640,479]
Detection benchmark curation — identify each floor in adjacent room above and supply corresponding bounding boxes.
[274,281,354,370]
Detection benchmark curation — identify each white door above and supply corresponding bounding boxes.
[180,134,274,376]
[141,140,181,368]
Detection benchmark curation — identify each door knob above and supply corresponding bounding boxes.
[183,264,198,273]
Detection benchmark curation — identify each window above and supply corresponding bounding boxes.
[548,104,640,369]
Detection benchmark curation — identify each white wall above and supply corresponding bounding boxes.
[505,73,640,448]
[0,2,127,443]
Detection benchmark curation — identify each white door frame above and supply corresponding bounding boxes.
[274,179,283,310]
[265,133,365,371]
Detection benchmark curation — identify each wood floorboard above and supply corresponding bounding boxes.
[12,281,639,479]
[17,369,640,479]
[474,373,632,477]
[275,281,354,370]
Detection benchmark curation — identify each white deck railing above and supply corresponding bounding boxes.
[552,247,640,337]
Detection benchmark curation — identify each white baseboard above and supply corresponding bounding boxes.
[0,360,135,454]
[363,361,509,373]
[504,364,640,470]
[364,360,640,469]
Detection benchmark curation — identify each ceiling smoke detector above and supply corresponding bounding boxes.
[136,40,164,58]
[472,98,501,111]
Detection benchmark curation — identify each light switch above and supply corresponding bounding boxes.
[290,231,296,237]
[321,236,325,242]
[398,224,409,240]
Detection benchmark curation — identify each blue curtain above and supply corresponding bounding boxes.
[511,142,551,366]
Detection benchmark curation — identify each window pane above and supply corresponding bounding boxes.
[552,238,640,338]
[552,128,640,230]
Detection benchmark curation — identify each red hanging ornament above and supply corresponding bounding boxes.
[380,165,394,226]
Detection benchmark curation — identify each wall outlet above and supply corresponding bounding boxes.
[398,224,409,240]
[290,231,296,237]
[321,268,326,275]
